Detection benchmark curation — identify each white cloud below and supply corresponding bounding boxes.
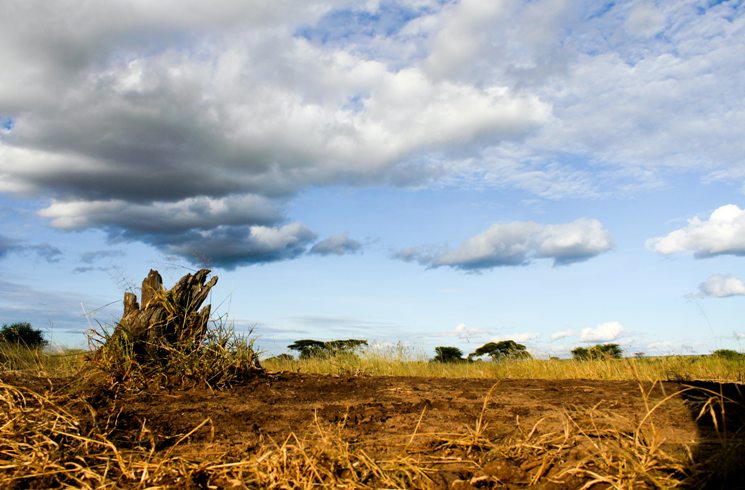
[397,218,612,271]
[647,204,745,258]
[691,274,745,299]
[550,329,575,341]
[492,332,540,343]
[580,321,624,342]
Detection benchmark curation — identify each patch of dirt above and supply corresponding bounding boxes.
[106,375,695,448]
[6,372,744,488]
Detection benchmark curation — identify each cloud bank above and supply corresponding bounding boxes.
[1,1,744,267]
[397,218,612,271]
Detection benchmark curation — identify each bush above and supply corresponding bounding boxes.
[469,340,531,361]
[0,322,47,348]
[572,344,623,360]
[287,339,368,360]
[432,346,465,363]
[711,349,745,360]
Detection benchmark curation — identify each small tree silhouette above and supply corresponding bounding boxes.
[0,322,47,348]
[572,343,623,360]
[469,340,531,361]
[432,346,464,363]
[287,339,368,359]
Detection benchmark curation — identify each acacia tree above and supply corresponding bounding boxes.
[572,343,623,360]
[469,340,531,361]
[287,339,368,359]
[432,346,465,363]
[0,322,47,348]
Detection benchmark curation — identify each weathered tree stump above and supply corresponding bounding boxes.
[111,269,218,362]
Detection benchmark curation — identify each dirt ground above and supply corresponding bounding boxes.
[7,372,745,488]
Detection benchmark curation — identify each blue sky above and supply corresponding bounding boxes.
[1,0,745,358]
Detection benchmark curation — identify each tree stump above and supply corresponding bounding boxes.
[111,269,218,362]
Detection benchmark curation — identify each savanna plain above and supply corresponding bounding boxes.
[1,273,744,489]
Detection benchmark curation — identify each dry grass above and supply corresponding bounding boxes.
[263,349,745,383]
[1,374,742,488]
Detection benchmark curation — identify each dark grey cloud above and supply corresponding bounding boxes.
[396,219,613,272]
[0,1,549,268]
[0,234,19,258]
[26,243,63,263]
[0,235,62,262]
[309,234,363,256]
[160,223,317,270]
[80,249,126,264]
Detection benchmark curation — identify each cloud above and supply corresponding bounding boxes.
[580,321,624,342]
[309,234,363,256]
[2,0,745,264]
[80,250,126,264]
[163,223,317,270]
[550,329,575,341]
[491,332,540,343]
[0,234,61,262]
[397,218,612,271]
[25,244,63,263]
[0,1,554,265]
[438,322,489,339]
[0,234,20,258]
[690,274,745,299]
[647,205,745,258]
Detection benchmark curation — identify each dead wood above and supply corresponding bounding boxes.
[110,269,218,361]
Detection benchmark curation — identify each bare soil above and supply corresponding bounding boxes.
[6,372,745,488]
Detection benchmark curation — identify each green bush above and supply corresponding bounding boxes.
[469,340,531,361]
[572,343,623,360]
[432,346,465,363]
[0,322,47,348]
[711,349,744,360]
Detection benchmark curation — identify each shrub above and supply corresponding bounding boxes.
[432,346,465,363]
[711,349,744,360]
[572,343,623,360]
[288,339,368,360]
[469,340,531,361]
[0,323,47,348]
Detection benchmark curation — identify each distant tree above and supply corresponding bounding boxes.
[287,339,368,360]
[432,346,465,363]
[711,349,745,360]
[572,343,623,360]
[0,322,47,348]
[469,340,531,361]
[287,339,327,359]
[324,339,368,355]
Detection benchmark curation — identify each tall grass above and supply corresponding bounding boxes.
[264,348,745,382]
[0,342,85,377]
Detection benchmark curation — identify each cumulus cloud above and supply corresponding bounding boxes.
[163,223,317,270]
[0,1,554,264]
[580,321,624,342]
[690,274,745,299]
[309,234,363,256]
[550,329,575,341]
[397,218,612,271]
[647,205,745,258]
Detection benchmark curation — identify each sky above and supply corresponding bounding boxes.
[1,0,745,358]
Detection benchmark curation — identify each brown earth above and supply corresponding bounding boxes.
[5,372,745,488]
